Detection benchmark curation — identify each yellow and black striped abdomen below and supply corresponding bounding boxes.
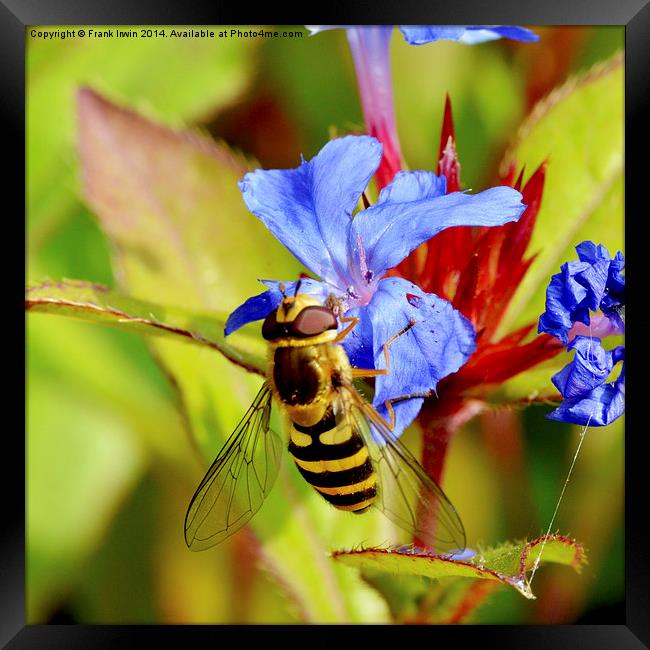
[288,409,377,512]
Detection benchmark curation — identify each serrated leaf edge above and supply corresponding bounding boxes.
[332,533,586,599]
[26,280,266,377]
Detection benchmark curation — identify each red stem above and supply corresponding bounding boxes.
[414,397,485,548]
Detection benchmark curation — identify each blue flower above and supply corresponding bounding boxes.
[226,135,526,436]
[399,26,539,45]
[539,241,625,427]
[547,337,625,426]
[306,25,539,45]
[538,241,625,345]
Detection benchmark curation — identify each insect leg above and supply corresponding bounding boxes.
[350,320,416,378]
[383,399,396,430]
[333,315,360,342]
[366,392,431,432]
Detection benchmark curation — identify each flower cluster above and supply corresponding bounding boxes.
[225,135,526,435]
[539,242,625,426]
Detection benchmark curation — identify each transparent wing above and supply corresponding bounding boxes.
[184,383,282,551]
[340,382,466,555]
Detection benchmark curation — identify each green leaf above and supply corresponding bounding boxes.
[26,279,266,376]
[65,473,160,623]
[26,307,210,620]
[28,29,259,249]
[333,534,586,602]
[497,53,623,336]
[360,572,501,623]
[27,373,146,621]
[76,89,386,622]
[77,87,302,311]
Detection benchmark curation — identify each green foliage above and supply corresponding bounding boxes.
[334,535,586,622]
[498,54,624,336]
[27,370,145,621]
[28,29,258,238]
[27,280,266,375]
[335,535,585,598]
[26,36,267,620]
[26,311,195,621]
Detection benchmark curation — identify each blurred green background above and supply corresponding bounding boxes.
[26,25,624,624]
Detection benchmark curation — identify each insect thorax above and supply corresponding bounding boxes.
[269,341,351,428]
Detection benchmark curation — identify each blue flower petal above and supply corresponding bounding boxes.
[541,241,625,427]
[574,240,606,264]
[538,267,589,344]
[551,336,613,399]
[224,278,330,335]
[400,25,539,45]
[400,26,467,44]
[310,25,539,45]
[539,241,625,344]
[375,170,447,203]
[547,364,625,427]
[573,242,611,311]
[449,547,477,560]
[349,180,525,279]
[607,251,626,295]
[459,26,540,44]
[602,251,625,324]
[340,304,375,371]
[239,136,382,288]
[224,288,281,336]
[342,277,476,408]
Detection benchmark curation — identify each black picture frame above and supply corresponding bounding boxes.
[8,0,649,646]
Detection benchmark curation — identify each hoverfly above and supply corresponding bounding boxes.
[184,284,466,554]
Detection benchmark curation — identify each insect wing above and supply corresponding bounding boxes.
[342,384,466,554]
[184,383,282,551]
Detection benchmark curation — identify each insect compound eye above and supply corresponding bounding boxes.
[291,306,338,338]
[262,310,281,340]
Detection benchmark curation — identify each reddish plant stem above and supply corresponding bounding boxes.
[420,405,455,486]
[443,580,499,624]
[479,408,533,536]
[420,397,485,484]
[414,396,485,547]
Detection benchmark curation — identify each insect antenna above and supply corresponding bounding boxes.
[294,278,304,297]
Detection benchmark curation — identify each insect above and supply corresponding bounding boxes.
[184,285,466,554]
